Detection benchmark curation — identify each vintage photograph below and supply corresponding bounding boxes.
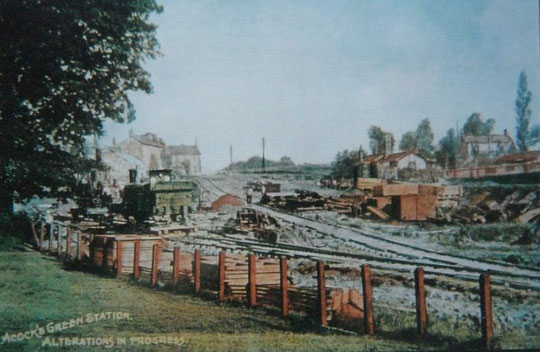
[1,0,539,351]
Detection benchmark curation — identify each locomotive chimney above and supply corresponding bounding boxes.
[129,169,138,184]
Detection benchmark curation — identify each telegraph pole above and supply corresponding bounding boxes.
[262,138,266,172]
[229,145,233,171]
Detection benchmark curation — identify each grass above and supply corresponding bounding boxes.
[0,251,535,351]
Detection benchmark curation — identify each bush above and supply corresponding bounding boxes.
[0,212,32,251]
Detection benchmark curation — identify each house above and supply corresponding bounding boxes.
[360,151,432,179]
[113,132,165,170]
[161,145,202,175]
[460,130,516,160]
[91,131,203,194]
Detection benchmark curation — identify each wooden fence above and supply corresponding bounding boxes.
[37,220,495,350]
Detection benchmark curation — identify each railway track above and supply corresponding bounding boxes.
[197,176,540,291]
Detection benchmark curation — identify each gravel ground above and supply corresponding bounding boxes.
[196,174,540,337]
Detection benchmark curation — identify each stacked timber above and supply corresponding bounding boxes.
[371,183,440,221]
[255,257,282,306]
[355,178,387,191]
[327,288,365,329]
[262,190,359,215]
[224,254,249,300]
[325,197,359,215]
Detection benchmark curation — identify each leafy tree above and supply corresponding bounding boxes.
[437,128,459,168]
[279,156,295,167]
[226,156,296,171]
[0,1,162,216]
[462,113,495,136]
[515,71,533,151]
[415,118,435,154]
[331,150,355,179]
[399,131,417,151]
[529,125,540,148]
[399,119,434,154]
[368,126,395,154]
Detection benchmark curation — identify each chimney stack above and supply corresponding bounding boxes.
[384,133,392,157]
[129,169,138,184]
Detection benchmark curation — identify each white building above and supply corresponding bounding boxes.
[113,132,165,170]
[162,145,202,175]
[361,151,432,179]
[460,130,516,160]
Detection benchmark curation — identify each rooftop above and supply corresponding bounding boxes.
[164,145,201,156]
[131,133,165,148]
[462,133,514,144]
[494,150,540,165]
[363,150,430,164]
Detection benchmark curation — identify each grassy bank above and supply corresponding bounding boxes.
[0,251,531,351]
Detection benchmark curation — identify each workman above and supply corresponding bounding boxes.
[246,187,253,204]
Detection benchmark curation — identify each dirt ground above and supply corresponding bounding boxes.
[195,173,540,343]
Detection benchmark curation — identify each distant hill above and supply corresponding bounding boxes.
[224,156,297,173]
[223,156,331,178]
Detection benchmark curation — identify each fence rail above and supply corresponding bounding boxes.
[37,219,495,349]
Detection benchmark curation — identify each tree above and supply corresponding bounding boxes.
[437,128,459,169]
[515,71,533,151]
[529,125,540,148]
[399,131,417,151]
[462,113,495,136]
[368,126,395,154]
[0,1,162,215]
[415,118,435,154]
[278,156,295,167]
[331,150,355,179]
[399,119,434,154]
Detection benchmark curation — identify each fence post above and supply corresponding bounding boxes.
[415,267,428,337]
[48,224,53,253]
[219,251,226,302]
[173,247,180,286]
[152,244,162,286]
[65,228,73,259]
[56,226,62,256]
[362,264,374,336]
[480,272,493,351]
[89,236,96,265]
[248,253,257,307]
[102,238,109,269]
[316,261,327,326]
[280,257,289,318]
[39,221,46,251]
[76,232,83,261]
[194,249,201,294]
[116,240,124,276]
[133,239,141,280]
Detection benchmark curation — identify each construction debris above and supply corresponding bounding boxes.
[261,190,360,215]
[211,194,245,212]
[328,288,364,330]
[223,208,280,243]
[366,205,390,220]
[247,181,281,193]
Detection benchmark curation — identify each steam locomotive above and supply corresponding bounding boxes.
[117,169,199,223]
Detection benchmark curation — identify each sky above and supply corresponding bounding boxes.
[101,0,540,173]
